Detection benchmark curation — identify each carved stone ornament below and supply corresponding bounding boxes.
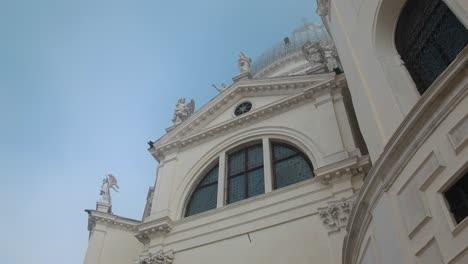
[302,41,323,64]
[318,194,358,233]
[316,0,330,17]
[302,41,341,73]
[320,41,340,72]
[139,250,174,264]
[172,98,195,125]
[96,174,119,213]
[238,51,252,73]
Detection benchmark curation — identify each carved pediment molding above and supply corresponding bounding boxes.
[150,76,347,161]
[85,210,140,232]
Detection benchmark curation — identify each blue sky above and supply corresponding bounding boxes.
[0,0,319,262]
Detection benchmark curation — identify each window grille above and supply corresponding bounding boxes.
[234,102,252,116]
[395,0,468,95]
[227,144,265,204]
[272,143,314,189]
[444,171,468,224]
[185,164,218,217]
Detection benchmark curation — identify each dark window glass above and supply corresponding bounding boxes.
[185,164,218,217]
[227,143,265,204]
[272,143,314,189]
[444,172,468,224]
[395,0,468,94]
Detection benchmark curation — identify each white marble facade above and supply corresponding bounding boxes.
[84,1,468,263]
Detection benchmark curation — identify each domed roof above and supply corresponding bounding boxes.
[251,21,331,75]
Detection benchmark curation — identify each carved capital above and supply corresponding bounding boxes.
[318,194,358,233]
[138,250,175,264]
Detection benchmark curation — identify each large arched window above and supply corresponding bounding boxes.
[395,0,468,95]
[185,163,218,217]
[227,143,265,204]
[272,142,314,189]
[184,139,316,217]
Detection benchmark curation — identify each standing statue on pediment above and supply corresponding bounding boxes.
[100,173,119,203]
[172,98,195,125]
[238,52,252,73]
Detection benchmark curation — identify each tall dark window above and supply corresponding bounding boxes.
[395,0,468,94]
[227,143,265,204]
[185,164,218,217]
[272,142,314,189]
[444,171,468,224]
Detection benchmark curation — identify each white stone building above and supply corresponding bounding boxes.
[84,1,468,263]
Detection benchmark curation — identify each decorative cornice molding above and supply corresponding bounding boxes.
[342,48,468,264]
[318,193,358,233]
[150,75,347,161]
[136,216,174,244]
[85,210,140,232]
[315,155,371,185]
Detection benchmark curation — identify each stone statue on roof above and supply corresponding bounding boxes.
[172,98,195,125]
[100,173,119,203]
[238,52,252,73]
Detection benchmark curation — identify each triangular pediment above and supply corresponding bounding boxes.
[150,73,340,159]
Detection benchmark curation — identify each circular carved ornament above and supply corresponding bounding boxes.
[234,102,252,116]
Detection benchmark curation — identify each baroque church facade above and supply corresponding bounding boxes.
[84,0,468,263]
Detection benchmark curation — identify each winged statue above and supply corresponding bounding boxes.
[100,173,119,203]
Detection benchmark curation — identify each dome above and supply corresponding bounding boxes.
[250,21,331,76]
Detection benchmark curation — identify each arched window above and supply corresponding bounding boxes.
[184,139,317,216]
[272,142,314,189]
[395,0,468,95]
[227,143,265,204]
[185,163,218,217]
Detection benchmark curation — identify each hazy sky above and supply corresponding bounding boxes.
[0,0,319,263]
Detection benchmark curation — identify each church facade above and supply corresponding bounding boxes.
[84,1,468,263]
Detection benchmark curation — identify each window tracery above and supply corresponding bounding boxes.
[184,139,315,217]
[185,163,219,217]
[227,143,265,204]
[271,142,314,189]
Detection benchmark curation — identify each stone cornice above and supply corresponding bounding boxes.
[150,74,346,161]
[342,48,468,264]
[315,155,371,184]
[135,216,174,244]
[86,209,140,232]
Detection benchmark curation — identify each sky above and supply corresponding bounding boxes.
[0,0,319,263]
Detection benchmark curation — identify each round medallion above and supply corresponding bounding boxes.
[234,102,252,116]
